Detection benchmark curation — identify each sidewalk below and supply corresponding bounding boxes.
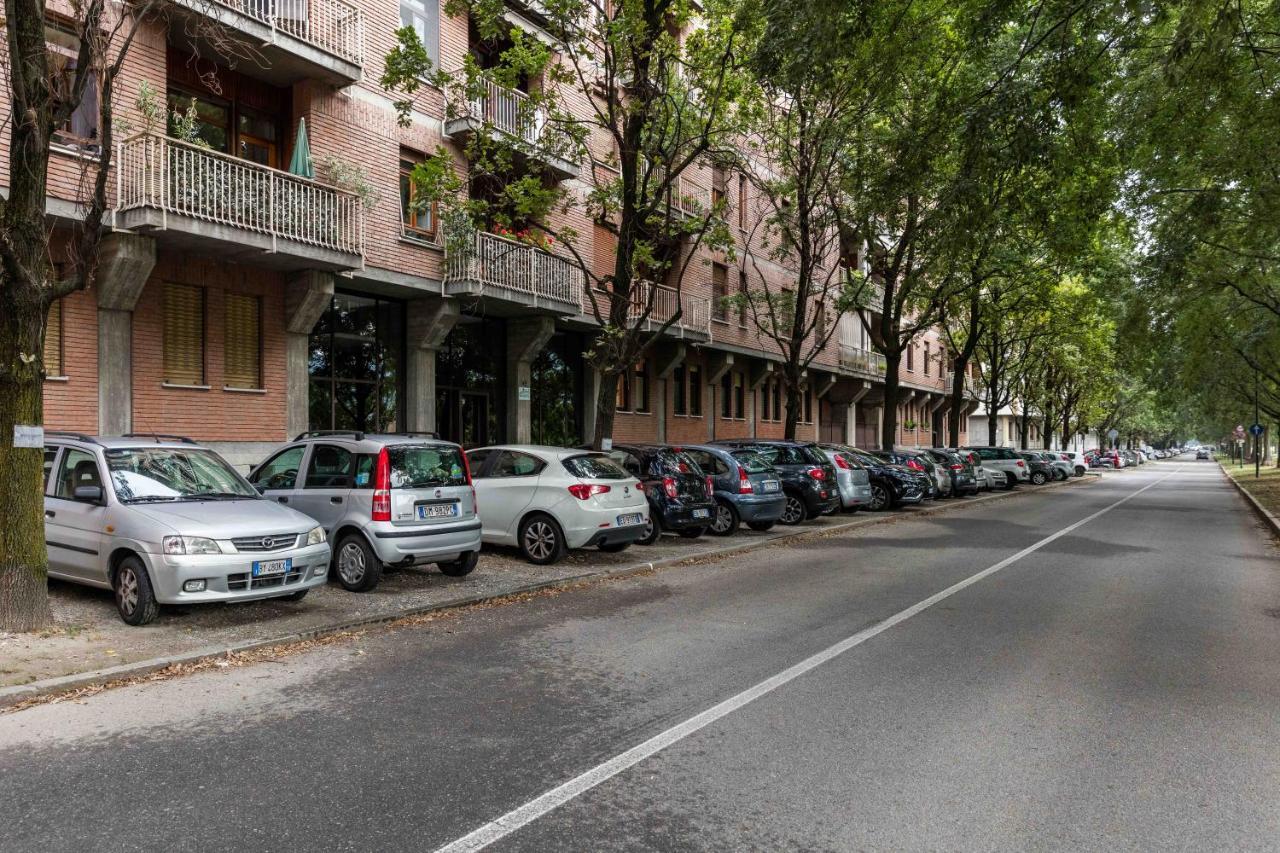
[0,475,1099,705]
[1218,459,1280,534]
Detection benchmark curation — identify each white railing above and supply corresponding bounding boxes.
[586,281,710,336]
[944,373,977,395]
[671,173,712,216]
[116,133,364,256]
[839,345,887,375]
[445,72,576,160]
[214,0,364,66]
[445,230,584,306]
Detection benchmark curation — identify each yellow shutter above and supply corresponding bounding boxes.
[224,293,261,389]
[163,283,205,386]
[44,300,64,377]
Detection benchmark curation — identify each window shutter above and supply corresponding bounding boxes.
[224,293,261,388]
[164,283,205,385]
[44,300,64,377]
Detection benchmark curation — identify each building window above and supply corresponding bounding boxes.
[400,153,438,240]
[738,269,749,327]
[163,283,206,386]
[802,387,813,423]
[737,174,747,229]
[633,361,650,413]
[814,299,826,337]
[673,365,687,415]
[712,165,727,214]
[772,380,781,421]
[733,371,745,419]
[721,371,732,418]
[400,0,440,69]
[615,370,632,412]
[923,341,930,376]
[224,293,262,389]
[712,263,728,322]
[688,367,703,416]
[759,381,770,421]
[906,342,915,372]
[44,299,65,378]
[47,19,98,148]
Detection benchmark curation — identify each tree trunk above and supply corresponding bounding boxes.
[987,409,998,445]
[947,360,967,446]
[782,370,801,441]
[591,368,620,450]
[1018,409,1030,448]
[880,352,901,450]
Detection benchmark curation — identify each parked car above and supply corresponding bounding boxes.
[1060,450,1088,477]
[948,448,997,491]
[1196,448,1211,460]
[1034,450,1072,481]
[44,433,330,625]
[1018,451,1055,485]
[682,445,786,535]
[710,439,839,524]
[843,448,927,510]
[962,446,1030,489]
[605,444,716,544]
[871,449,946,499]
[461,446,647,564]
[925,448,980,496]
[815,444,875,511]
[250,431,481,592]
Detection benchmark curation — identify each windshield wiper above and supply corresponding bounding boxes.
[122,495,180,503]
[187,491,254,501]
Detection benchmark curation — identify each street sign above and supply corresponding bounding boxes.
[1249,423,1264,437]
[1107,429,1119,440]
[1234,425,1246,438]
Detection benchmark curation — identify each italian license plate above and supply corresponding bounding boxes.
[418,503,459,520]
[692,508,711,519]
[252,558,290,577]
[762,480,780,492]
[616,513,644,526]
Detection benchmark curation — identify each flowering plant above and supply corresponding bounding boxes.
[493,223,555,250]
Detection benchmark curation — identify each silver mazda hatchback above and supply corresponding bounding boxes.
[42,433,331,625]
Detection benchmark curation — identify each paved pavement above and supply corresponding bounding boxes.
[2,459,1278,852]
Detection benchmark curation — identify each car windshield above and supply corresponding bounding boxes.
[731,451,772,473]
[387,445,468,488]
[563,454,629,480]
[104,448,256,502]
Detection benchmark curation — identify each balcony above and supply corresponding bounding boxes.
[944,373,978,396]
[444,230,584,313]
[584,281,711,341]
[669,173,712,218]
[443,73,579,181]
[168,0,363,86]
[115,133,364,271]
[839,345,887,377]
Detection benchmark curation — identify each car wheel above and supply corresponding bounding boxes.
[678,526,707,539]
[1003,473,1017,490]
[113,556,160,626]
[868,483,891,512]
[747,520,776,532]
[1075,466,1086,477]
[780,493,807,525]
[335,534,383,592]
[438,550,480,577]
[519,514,565,566]
[709,500,740,536]
[637,513,662,545]
[1031,471,1048,485]
[599,542,631,553]
[281,588,309,602]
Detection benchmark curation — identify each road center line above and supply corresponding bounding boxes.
[434,468,1182,853]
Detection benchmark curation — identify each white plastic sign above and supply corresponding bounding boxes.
[13,425,43,448]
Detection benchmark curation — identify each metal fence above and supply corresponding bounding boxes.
[445,229,584,306]
[216,0,364,65]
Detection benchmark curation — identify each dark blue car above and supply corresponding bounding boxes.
[681,445,787,535]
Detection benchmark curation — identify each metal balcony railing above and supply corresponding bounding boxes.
[445,73,576,161]
[215,0,364,65]
[445,230,584,307]
[670,173,712,216]
[944,373,977,395]
[116,133,364,256]
[585,281,710,337]
[839,345,887,375]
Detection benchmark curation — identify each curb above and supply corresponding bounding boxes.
[1218,462,1280,538]
[0,473,1098,710]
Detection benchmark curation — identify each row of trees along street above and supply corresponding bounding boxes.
[4,0,1277,628]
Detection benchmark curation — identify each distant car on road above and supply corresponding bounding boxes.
[1196,448,1210,460]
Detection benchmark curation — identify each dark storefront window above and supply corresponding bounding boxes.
[436,319,506,447]
[309,293,404,433]
[531,333,583,446]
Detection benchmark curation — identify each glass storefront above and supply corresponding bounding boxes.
[436,319,506,447]
[309,292,404,433]
[531,333,583,447]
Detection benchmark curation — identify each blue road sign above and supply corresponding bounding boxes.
[1249,423,1264,437]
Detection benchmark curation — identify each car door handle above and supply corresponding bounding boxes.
[45,510,55,518]
[329,497,343,505]
[277,497,288,504]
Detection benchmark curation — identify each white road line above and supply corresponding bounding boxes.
[434,468,1183,853]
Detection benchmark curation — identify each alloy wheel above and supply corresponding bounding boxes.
[870,484,889,511]
[781,495,805,524]
[523,520,557,561]
[711,503,734,534]
[337,542,366,586]
[116,566,139,616]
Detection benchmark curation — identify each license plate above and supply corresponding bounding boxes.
[616,513,644,526]
[418,503,459,520]
[762,480,780,492]
[692,508,711,519]
[252,558,290,577]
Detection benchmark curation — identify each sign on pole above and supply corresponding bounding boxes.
[1249,423,1264,437]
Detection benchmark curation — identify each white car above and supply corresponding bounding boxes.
[464,446,649,565]
[1059,450,1088,476]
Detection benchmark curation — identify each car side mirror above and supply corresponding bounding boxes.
[254,483,267,495]
[73,485,104,504]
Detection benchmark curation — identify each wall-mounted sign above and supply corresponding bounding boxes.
[12,425,43,448]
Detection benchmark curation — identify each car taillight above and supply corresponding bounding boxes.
[1060,454,1070,461]
[906,459,924,472]
[705,475,714,496]
[833,454,851,470]
[634,480,645,492]
[461,448,477,514]
[663,476,678,499]
[737,466,753,494]
[568,483,611,500]
[806,466,826,481]
[372,447,391,521]
[950,463,964,471]
[1015,460,1025,467]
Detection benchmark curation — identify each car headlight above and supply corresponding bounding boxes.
[306,526,326,546]
[163,535,221,555]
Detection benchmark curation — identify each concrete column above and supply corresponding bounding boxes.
[284,271,335,438]
[506,317,556,444]
[96,234,156,435]
[404,298,460,433]
[845,380,871,445]
[582,364,603,444]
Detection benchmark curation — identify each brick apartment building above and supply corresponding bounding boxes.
[16,0,979,467]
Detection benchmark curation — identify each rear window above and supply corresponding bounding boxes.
[563,454,629,480]
[799,444,829,465]
[731,451,773,474]
[656,450,703,475]
[835,452,865,470]
[752,445,809,466]
[387,445,467,489]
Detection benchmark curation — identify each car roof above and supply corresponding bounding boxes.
[468,444,605,460]
[46,433,212,452]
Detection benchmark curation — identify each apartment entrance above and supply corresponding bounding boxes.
[437,391,491,448]
[435,318,506,447]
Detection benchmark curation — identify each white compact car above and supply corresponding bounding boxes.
[463,446,649,565]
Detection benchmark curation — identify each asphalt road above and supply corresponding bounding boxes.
[3,458,1278,852]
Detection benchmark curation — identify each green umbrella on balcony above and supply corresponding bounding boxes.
[288,118,314,179]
